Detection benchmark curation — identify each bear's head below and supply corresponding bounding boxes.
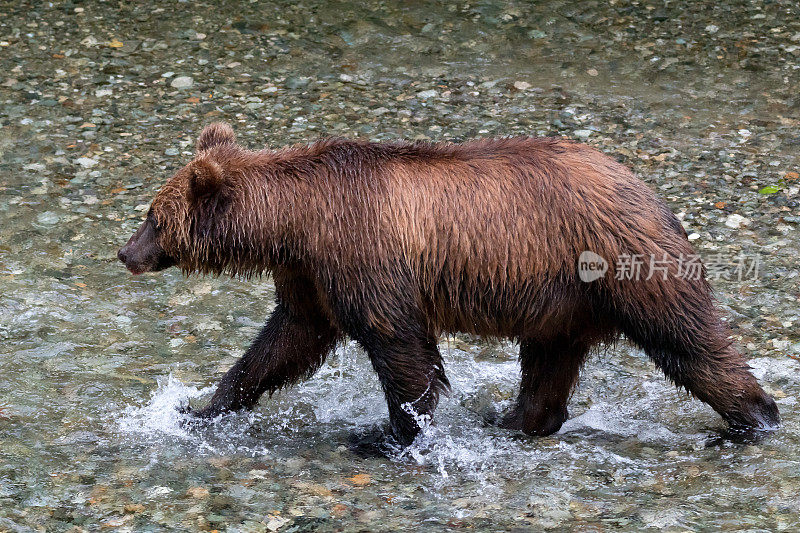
[118,122,241,276]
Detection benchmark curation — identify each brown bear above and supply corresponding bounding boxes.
[118,122,779,447]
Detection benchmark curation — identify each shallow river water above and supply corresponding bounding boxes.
[1,0,799,531]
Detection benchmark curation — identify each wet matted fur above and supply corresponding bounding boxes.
[118,123,780,446]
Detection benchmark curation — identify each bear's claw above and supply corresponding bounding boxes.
[346,426,402,458]
[498,405,569,437]
[176,402,222,429]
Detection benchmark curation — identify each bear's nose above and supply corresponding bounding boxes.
[117,248,128,264]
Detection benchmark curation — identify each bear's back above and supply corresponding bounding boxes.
[280,137,682,335]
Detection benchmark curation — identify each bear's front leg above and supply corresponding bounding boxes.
[191,303,339,419]
[355,326,450,446]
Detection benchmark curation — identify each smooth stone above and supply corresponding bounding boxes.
[170,76,194,89]
[37,211,60,225]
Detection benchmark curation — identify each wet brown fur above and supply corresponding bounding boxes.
[129,123,778,445]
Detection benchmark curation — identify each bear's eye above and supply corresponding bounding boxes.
[146,209,162,231]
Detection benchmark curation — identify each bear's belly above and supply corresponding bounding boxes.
[424,275,590,338]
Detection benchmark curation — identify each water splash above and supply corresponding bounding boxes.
[117,373,213,439]
[114,374,272,456]
[114,342,710,494]
[297,341,387,427]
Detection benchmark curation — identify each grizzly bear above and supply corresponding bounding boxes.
[118,122,779,447]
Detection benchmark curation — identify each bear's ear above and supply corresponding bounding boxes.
[196,122,236,152]
[188,158,226,201]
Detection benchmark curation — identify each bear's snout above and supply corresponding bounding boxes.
[117,244,141,274]
[118,217,176,275]
[117,240,146,275]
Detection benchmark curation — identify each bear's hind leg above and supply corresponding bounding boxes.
[500,337,588,436]
[616,277,779,433]
[192,302,339,418]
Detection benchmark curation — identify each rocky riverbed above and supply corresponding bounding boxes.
[0,0,798,531]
